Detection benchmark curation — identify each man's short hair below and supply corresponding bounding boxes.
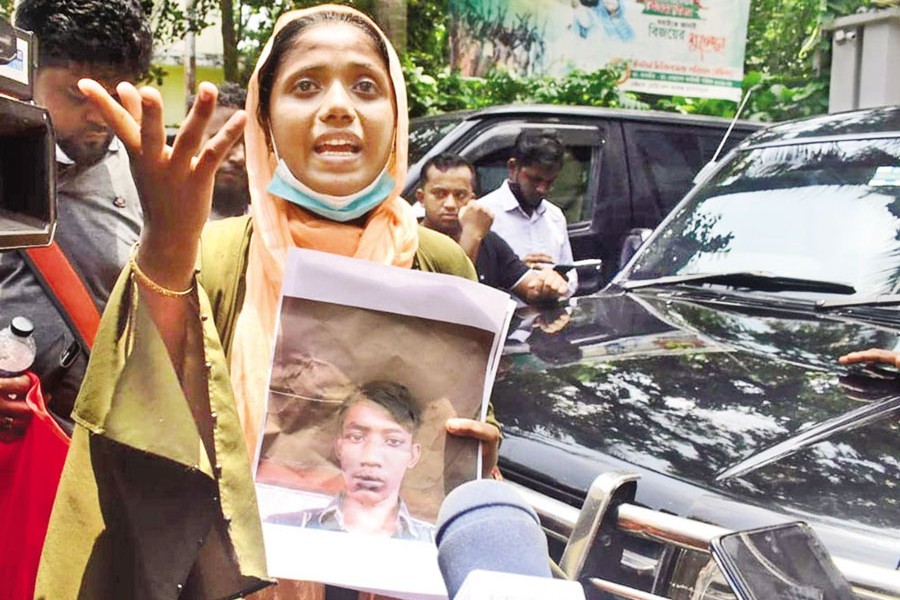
[188,81,247,111]
[512,130,565,171]
[420,153,477,190]
[15,0,153,79]
[338,381,421,435]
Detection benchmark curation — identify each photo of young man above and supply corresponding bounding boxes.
[267,381,434,541]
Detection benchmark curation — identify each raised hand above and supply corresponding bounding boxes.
[457,202,495,263]
[77,80,247,291]
[458,202,494,240]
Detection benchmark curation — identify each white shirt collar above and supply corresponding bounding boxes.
[500,180,546,217]
[55,144,75,165]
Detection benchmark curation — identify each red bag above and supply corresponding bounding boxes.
[0,372,71,600]
[0,241,98,598]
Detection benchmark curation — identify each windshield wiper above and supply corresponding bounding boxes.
[621,271,856,295]
[816,294,900,310]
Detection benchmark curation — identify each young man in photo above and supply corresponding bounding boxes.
[268,381,434,541]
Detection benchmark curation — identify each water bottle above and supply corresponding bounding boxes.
[0,316,37,377]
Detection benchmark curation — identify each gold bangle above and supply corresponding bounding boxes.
[129,244,195,297]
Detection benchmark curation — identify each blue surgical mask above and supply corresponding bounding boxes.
[268,159,395,222]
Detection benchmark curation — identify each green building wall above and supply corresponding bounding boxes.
[155,63,226,127]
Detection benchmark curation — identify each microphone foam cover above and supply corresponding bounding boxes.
[436,480,552,599]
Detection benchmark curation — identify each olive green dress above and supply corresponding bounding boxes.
[35,217,477,600]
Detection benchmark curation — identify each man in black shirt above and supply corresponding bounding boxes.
[418,154,567,303]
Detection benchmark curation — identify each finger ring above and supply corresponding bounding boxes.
[0,416,14,430]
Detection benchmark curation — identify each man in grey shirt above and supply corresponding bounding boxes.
[0,0,152,438]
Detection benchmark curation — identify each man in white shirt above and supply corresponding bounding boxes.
[477,130,578,297]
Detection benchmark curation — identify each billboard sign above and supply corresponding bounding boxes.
[450,0,752,101]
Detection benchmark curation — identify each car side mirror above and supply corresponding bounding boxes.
[618,228,653,271]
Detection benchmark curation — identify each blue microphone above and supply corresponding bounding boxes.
[436,480,583,599]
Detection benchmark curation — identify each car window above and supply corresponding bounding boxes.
[631,126,729,214]
[469,147,508,198]
[408,115,467,164]
[551,145,594,224]
[461,123,604,225]
[624,137,900,297]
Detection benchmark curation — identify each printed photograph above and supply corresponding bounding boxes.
[254,248,514,598]
[256,297,495,537]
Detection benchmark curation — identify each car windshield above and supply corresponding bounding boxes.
[408,114,467,164]
[623,137,900,298]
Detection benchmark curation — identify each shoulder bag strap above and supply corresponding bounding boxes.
[22,242,101,350]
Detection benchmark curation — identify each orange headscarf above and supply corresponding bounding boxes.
[230,5,418,459]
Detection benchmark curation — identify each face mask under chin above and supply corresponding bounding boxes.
[267,160,396,222]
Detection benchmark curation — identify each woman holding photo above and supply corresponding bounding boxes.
[37,5,500,599]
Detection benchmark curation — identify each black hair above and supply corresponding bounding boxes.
[187,81,247,111]
[512,130,566,171]
[339,380,420,434]
[15,0,153,79]
[256,10,391,140]
[420,153,477,189]
[216,82,248,109]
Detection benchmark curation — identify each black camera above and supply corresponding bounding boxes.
[0,17,55,251]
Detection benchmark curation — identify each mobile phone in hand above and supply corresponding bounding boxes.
[551,259,603,275]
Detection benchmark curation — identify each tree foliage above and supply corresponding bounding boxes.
[404,61,631,117]
[167,0,378,84]
[150,0,216,44]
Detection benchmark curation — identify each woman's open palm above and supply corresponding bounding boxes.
[78,79,247,287]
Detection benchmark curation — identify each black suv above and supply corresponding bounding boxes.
[404,105,762,291]
[491,107,900,599]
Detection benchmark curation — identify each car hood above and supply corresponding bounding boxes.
[494,289,900,557]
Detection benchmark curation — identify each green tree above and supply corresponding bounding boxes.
[219,0,239,82]
[150,0,219,46]
[213,0,371,82]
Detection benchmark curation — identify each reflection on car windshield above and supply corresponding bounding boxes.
[408,115,467,164]
[625,138,900,297]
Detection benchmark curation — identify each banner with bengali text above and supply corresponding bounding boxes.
[450,0,751,101]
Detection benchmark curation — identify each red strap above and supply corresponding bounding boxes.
[24,243,100,349]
